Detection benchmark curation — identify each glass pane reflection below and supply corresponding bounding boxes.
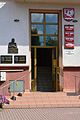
[31,13,43,22]
[31,24,43,34]
[46,14,58,23]
[46,25,58,35]
[31,36,44,46]
[46,36,58,46]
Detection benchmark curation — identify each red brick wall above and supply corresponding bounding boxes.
[0,66,30,95]
[63,67,80,93]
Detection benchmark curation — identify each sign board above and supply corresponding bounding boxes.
[10,80,24,92]
[0,55,12,64]
[0,72,6,81]
[64,25,74,49]
[63,8,75,22]
[14,55,26,64]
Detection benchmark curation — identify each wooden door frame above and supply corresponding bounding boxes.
[30,9,62,91]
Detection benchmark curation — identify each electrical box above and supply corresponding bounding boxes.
[0,72,6,81]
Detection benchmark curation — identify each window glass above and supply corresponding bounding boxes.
[31,13,43,22]
[46,36,58,46]
[31,36,44,46]
[31,24,43,34]
[46,25,58,35]
[46,14,58,23]
[31,13,59,46]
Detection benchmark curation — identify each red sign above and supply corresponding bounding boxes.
[64,25,74,31]
[64,25,74,49]
[63,8,75,22]
[65,43,74,49]
[65,38,74,43]
[65,32,74,37]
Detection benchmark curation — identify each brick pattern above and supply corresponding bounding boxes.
[64,67,80,93]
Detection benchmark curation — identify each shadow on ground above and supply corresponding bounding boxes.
[67,92,80,96]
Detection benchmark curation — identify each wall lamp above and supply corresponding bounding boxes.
[14,19,20,22]
[72,19,78,23]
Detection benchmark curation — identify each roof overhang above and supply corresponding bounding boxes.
[15,0,80,5]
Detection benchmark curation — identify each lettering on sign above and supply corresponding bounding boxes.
[14,56,26,64]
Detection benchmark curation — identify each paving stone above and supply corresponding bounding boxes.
[1,108,80,120]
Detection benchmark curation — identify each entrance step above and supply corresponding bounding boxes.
[3,92,80,108]
[37,66,52,92]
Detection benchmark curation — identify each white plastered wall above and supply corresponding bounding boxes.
[0,1,80,90]
[63,7,80,67]
[0,1,30,66]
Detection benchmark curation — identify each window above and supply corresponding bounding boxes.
[31,12,59,46]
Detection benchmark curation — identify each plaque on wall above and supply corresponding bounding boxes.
[0,55,12,64]
[64,25,74,49]
[14,56,26,64]
[63,8,75,22]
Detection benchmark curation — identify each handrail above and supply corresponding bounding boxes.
[72,74,80,78]
[0,73,27,93]
[71,74,80,93]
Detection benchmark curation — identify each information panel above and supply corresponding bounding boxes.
[0,55,12,64]
[64,25,74,49]
[14,55,26,64]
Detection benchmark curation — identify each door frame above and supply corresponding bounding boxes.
[30,9,62,91]
[31,46,59,91]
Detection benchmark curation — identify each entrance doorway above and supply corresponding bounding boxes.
[30,9,62,92]
[31,47,58,92]
[37,48,52,91]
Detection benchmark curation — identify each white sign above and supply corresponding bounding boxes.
[0,72,6,81]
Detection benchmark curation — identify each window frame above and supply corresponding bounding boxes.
[30,10,60,47]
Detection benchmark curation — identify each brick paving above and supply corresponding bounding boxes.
[0,108,80,120]
[2,92,80,109]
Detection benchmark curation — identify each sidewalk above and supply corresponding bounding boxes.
[3,92,80,108]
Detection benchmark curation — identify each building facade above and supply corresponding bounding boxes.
[0,0,80,95]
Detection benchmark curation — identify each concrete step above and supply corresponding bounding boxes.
[3,92,80,108]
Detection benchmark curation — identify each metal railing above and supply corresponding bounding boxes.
[0,73,27,96]
[72,75,80,94]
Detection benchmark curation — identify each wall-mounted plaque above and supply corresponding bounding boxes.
[64,25,74,31]
[64,25,74,49]
[63,8,75,22]
[14,55,26,64]
[0,55,12,64]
